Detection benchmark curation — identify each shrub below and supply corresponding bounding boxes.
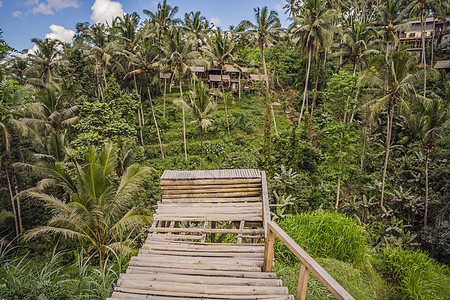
[274,258,394,299]
[375,247,450,299]
[276,211,369,266]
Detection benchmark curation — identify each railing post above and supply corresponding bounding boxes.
[296,263,310,300]
[263,227,275,272]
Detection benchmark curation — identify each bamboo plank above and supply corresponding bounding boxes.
[118,273,282,287]
[114,281,289,295]
[161,183,261,190]
[161,197,262,203]
[138,249,264,259]
[163,191,261,199]
[111,288,291,299]
[153,215,262,222]
[141,242,265,253]
[130,254,263,267]
[162,187,261,195]
[157,202,262,208]
[161,179,262,186]
[126,266,278,279]
[148,227,264,235]
[128,259,261,272]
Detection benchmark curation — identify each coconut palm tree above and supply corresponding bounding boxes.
[359,45,437,207]
[26,38,62,85]
[376,0,409,48]
[289,0,337,124]
[335,21,379,75]
[125,39,164,159]
[203,29,235,136]
[24,143,152,267]
[175,82,217,169]
[183,11,209,52]
[239,6,281,89]
[405,96,448,228]
[162,27,201,161]
[143,0,181,43]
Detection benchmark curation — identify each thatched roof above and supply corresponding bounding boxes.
[209,75,222,82]
[434,60,450,69]
[160,73,172,79]
[250,74,267,81]
[190,66,206,73]
[225,67,240,73]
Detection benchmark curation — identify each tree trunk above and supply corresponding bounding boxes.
[238,72,241,100]
[299,48,311,125]
[381,103,395,207]
[146,81,164,160]
[260,43,269,89]
[309,56,322,133]
[271,103,278,136]
[163,78,167,120]
[424,150,429,228]
[4,164,19,236]
[431,15,436,68]
[6,146,22,232]
[199,126,203,170]
[180,76,187,162]
[133,72,144,147]
[421,9,427,97]
[360,129,366,174]
[221,67,230,136]
[335,174,341,212]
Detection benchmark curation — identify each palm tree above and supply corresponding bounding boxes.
[359,45,437,207]
[26,38,62,85]
[335,21,379,75]
[405,96,448,228]
[203,29,235,136]
[24,143,152,267]
[183,11,209,52]
[125,39,164,159]
[239,6,281,89]
[0,79,37,234]
[376,0,409,48]
[289,0,337,124]
[143,0,181,43]
[163,27,201,161]
[175,82,217,169]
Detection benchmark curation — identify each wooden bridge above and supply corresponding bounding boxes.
[107,169,354,300]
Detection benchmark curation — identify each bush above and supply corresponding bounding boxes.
[276,211,369,267]
[274,258,394,299]
[374,247,450,299]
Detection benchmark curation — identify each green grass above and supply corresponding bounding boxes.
[274,258,395,299]
[276,211,369,267]
[374,247,450,300]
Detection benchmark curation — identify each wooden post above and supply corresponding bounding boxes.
[263,228,275,272]
[296,263,310,300]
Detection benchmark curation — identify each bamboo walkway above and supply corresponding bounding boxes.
[107,169,293,299]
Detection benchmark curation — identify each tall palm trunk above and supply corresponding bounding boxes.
[4,164,19,235]
[299,48,312,125]
[424,150,429,228]
[146,81,164,159]
[381,103,395,207]
[133,72,144,147]
[309,55,322,133]
[259,42,269,89]
[421,9,426,96]
[179,74,187,162]
[163,78,167,120]
[431,15,436,68]
[199,127,204,170]
[6,145,22,232]
[221,67,230,136]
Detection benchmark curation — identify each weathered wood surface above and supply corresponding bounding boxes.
[108,169,293,299]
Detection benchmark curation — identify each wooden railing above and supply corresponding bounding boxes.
[263,221,354,300]
[260,171,354,300]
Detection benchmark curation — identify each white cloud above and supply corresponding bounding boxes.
[210,17,221,26]
[12,11,23,17]
[45,24,75,43]
[31,0,80,15]
[91,0,124,24]
[0,1,3,8]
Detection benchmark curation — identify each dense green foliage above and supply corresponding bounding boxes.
[0,0,449,298]
[276,211,369,266]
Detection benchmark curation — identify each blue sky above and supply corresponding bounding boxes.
[0,0,290,52]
